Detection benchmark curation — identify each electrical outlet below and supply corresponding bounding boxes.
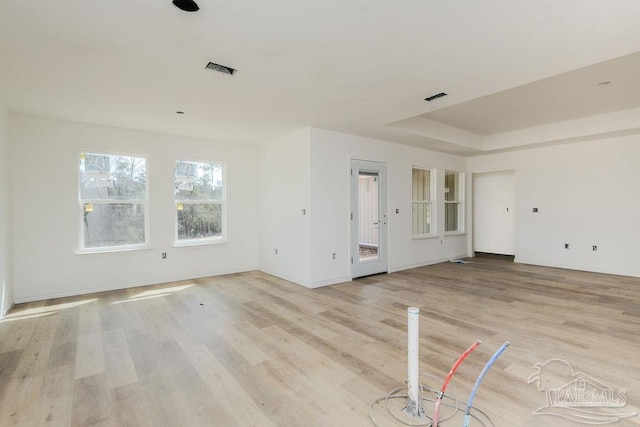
[332,253,336,260]
[162,252,167,259]
[564,244,569,249]
[592,245,598,251]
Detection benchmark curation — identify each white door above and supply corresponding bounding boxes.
[473,170,516,255]
[350,160,388,278]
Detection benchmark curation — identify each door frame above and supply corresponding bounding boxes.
[350,159,388,279]
[472,169,516,256]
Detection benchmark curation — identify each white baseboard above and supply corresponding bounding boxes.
[13,266,257,303]
[307,276,351,288]
[1,302,15,320]
[390,255,467,272]
[514,257,640,279]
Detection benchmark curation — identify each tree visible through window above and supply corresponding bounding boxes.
[445,170,464,233]
[79,152,148,250]
[175,160,225,242]
[412,168,433,237]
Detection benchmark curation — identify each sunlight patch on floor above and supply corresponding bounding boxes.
[3,298,98,321]
[111,283,195,305]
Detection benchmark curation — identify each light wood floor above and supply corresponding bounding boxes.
[1,255,639,426]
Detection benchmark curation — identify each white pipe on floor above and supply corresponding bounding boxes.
[406,306,424,418]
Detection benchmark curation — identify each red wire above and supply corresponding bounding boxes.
[433,340,481,427]
[441,340,481,392]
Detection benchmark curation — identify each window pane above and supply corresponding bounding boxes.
[412,168,430,201]
[412,168,432,236]
[412,202,431,235]
[358,171,379,261]
[177,203,222,240]
[83,203,145,247]
[175,161,223,201]
[445,202,459,232]
[80,154,146,200]
[445,171,458,202]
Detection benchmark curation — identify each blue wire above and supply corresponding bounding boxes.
[463,341,510,427]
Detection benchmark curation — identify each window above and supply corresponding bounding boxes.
[445,170,464,233]
[174,160,225,244]
[79,152,148,251]
[412,168,434,237]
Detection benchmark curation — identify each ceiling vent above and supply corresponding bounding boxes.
[424,92,448,102]
[173,0,199,12]
[205,62,237,76]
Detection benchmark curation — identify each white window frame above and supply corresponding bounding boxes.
[174,159,227,246]
[412,167,436,239]
[78,151,150,253]
[444,170,465,234]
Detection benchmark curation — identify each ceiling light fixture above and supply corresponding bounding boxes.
[173,0,199,12]
[176,111,185,115]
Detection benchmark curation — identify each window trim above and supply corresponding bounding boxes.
[411,166,436,239]
[444,170,465,235]
[77,150,150,254]
[174,159,227,246]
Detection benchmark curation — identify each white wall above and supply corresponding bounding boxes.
[257,128,312,285]
[309,128,470,286]
[469,134,640,277]
[0,106,13,317]
[7,114,637,304]
[10,115,258,302]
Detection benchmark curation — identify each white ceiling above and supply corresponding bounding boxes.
[1,1,640,155]
[421,52,640,136]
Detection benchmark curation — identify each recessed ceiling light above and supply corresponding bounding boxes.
[173,0,199,12]
[424,92,448,102]
[597,81,611,86]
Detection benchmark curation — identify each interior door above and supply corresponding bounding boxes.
[473,170,516,255]
[350,160,388,278]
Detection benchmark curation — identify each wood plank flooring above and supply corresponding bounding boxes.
[1,255,640,426]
